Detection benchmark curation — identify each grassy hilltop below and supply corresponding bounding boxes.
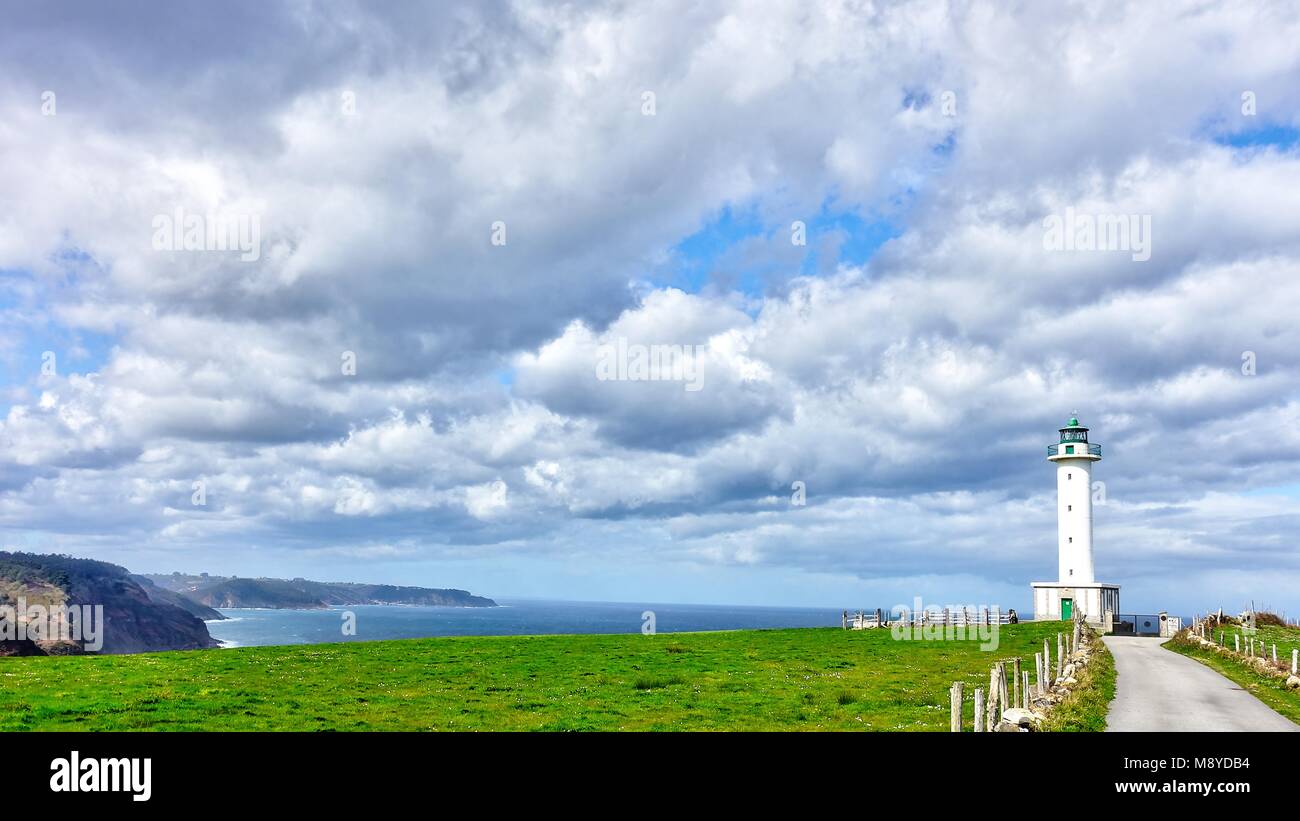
[0,622,1086,731]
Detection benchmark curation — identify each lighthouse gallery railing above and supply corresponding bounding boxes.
[1047,443,1101,457]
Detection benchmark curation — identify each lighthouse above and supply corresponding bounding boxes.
[1031,416,1120,624]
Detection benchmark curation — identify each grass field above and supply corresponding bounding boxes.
[0,622,1088,731]
[1165,623,1300,726]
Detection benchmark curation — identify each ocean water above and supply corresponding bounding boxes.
[205,598,844,648]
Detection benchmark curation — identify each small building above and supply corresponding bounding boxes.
[1031,416,1120,624]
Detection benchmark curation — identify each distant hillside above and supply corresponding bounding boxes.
[129,575,226,621]
[0,552,219,655]
[144,573,497,610]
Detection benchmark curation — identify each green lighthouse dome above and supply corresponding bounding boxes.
[1050,414,1100,457]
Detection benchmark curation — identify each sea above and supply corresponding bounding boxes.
[205,598,845,648]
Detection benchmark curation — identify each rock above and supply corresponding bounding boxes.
[1002,708,1041,728]
[1286,676,1300,690]
[993,720,1026,732]
[1063,663,1076,678]
[1062,676,1078,686]
[0,639,46,657]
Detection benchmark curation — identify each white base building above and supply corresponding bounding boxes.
[1030,581,1120,624]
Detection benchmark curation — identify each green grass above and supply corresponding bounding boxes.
[0,622,1095,731]
[1217,623,1300,657]
[1041,634,1115,732]
[1165,624,1300,727]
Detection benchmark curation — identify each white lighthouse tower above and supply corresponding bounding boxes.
[1031,416,1120,624]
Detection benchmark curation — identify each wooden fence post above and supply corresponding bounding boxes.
[986,666,999,729]
[999,663,1009,713]
[1292,649,1297,676]
[1012,657,1021,708]
[1056,633,1064,680]
[950,682,962,732]
[1043,638,1051,685]
[1022,671,1030,709]
[1273,644,1278,665]
[974,688,985,733]
[1234,634,1240,652]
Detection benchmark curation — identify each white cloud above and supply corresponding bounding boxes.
[1,1,1298,611]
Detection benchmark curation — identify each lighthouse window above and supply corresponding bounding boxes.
[1065,445,1075,454]
[1068,505,1072,511]
[1067,473,1072,480]
[1068,537,1073,543]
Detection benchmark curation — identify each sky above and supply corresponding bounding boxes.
[1,1,1298,616]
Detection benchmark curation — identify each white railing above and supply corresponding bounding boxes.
[847,613,883,629]
[844,608,1015,629]
[905,608,1014,627]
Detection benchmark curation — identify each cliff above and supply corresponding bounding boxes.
[0,552,220,655]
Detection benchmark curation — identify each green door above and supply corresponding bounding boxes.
[1061,598,1073,621]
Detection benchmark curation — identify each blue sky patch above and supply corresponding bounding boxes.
[659,201,902,298]
[1209,122,1300,151]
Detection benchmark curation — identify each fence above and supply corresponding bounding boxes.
[844,607,1017,630]
[949,616,1086,732]
[844,611,883,629]
[1190,614,1299,677]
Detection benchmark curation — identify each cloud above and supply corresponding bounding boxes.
[0,1,1298,611]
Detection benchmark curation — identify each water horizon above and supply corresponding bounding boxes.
[205,597,847,648]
